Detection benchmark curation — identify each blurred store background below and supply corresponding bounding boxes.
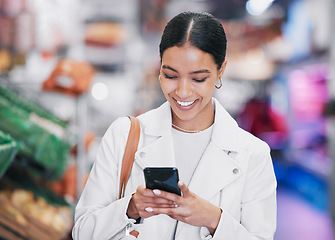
[0,0,334,239]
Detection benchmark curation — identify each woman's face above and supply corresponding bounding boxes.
[160,44,226,130]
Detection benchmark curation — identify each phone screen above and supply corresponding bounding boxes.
[143,167,181,196]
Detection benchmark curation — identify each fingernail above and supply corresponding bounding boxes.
[153,189,161,195]
[178,181,184,186]
[145,207,153,212]
[174,204,179,208]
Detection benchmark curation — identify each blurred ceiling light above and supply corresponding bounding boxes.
[246,0,275,16]
[91,82,108,101]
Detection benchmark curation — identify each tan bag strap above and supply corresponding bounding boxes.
[119,116,140,199]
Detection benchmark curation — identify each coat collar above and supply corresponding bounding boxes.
[211,98,240,153]
[141,101,172,137]
[140,98,240,153]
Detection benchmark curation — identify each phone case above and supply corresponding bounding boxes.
[144,167,181,196]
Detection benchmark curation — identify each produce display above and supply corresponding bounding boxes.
[0,85,70,180]
[0,188,72,240]
[0,130,19,178]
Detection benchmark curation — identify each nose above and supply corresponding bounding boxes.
[175,78,192,98]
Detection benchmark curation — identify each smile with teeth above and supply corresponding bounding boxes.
[176,99,196,107]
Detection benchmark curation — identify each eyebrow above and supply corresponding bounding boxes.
[192,69,210,74]
[162,65,177,72]
[162,65,210,74]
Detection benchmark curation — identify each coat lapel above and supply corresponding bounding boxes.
[190,98,245,201]
[188,142,242,201]
[175,98,245,236]
[134,102,176,169]
[134,133,176,169]
[188,98,243,202]
[175,142,244,237]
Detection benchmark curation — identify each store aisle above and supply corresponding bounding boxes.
[275,187,334,240]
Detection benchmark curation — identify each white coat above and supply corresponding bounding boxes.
[72,98,277,240]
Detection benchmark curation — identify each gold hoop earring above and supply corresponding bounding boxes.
[215,79,222,89]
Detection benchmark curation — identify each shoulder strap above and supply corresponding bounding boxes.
[119,116,140,199]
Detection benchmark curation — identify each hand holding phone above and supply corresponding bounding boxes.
[143,167,181,196]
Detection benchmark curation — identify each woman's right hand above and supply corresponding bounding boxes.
[126,185,177,219]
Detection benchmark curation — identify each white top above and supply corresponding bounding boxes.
[172,125,213,186]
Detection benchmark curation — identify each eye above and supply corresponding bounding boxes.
[193,77,207,83]
[164,73,177,79]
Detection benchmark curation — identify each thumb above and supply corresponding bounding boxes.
[178,181,190,197]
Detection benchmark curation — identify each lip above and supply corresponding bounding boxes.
[173,98,197,111]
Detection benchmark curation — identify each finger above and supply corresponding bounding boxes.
[178,181,190,197]
[140,206,166,218]
[140,201,177,208]
[138,189,177,205]
[152,189,180,202]
[138,208,157,218]
[138,204,176,218]
[136,185,147,195]
[150,196,176,205]
[138,186,160,198]
[134,195,176,208]
[152,203,178,208]
[149,206,180,216]
[144,207,154,213]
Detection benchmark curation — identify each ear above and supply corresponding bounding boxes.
[218,59,227,79]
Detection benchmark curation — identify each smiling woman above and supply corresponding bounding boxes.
[159,45,226,132]
[72,11,277,240]
[157,12,227,132]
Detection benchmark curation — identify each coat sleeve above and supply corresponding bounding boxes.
[72,118,137,240]
[212,142,277,240]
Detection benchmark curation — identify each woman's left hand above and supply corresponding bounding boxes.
[148,181,222,235]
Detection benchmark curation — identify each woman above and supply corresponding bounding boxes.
[72,11,277,240]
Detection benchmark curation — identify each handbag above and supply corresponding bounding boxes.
[119,116,140,199]
[119,116,141,238]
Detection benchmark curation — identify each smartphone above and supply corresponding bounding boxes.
[143,167,181,196]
